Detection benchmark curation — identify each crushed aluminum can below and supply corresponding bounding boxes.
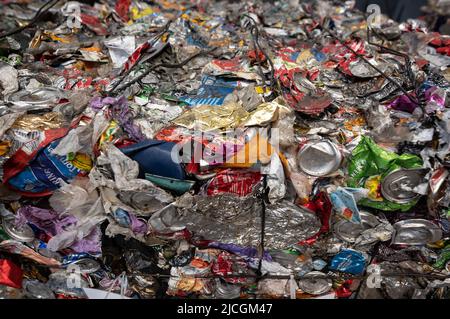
[69,258,102,274]
[118,189,173,214]
[381,168,427,204]
[333,210,379,243]
[1,216,34,243]
[5,87,65,111]
[297,271,332,295]
[392,219,443,246]
[297,140,342,177]
[23,279,55,299]
[429,167,449,197]
[214,279,241,299]
[265,201,322,249]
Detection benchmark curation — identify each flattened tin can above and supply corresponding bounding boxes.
[381,168,426,204]
[297,271,332,295]
[6,87,64,111]
[70,258,101,274]
[118,189,172,213]
[392,219,442,245]
[333,210,379,243]
[297,140,342,177]
[23,279,55,299]
[214,279,241,299]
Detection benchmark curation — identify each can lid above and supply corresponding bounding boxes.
[392,219,442,245]
[6,87,64,109]
[381,168,425,204]
[215,280,241,299]
[1,216,35,243]
[71,258,101,274]
[297,140,342,177]
[334,211,379,243]
[297,271,332,295]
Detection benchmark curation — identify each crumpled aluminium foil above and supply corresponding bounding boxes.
[176,195,321,249]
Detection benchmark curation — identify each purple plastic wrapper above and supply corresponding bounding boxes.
[207,242,272,261]
[130,213,147,235]
[388,94,418,113]
[16,206,77,236]
[90,96,145,142]
[388,87,445,114]
[69,226,102,254]
[424,86,446,111]
[15,206,101,254]
[112,208,147,235]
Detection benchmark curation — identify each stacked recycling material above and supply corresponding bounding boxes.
[0,0,450,299]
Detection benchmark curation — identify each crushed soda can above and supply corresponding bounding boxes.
[1,0,450,301]
[333,210,380,243]
[297,271,332,295]
[381,168,427,204]
[1,216,34,243]
[392,219,443,246]
[297,140,342,177]
[23,279,55,299]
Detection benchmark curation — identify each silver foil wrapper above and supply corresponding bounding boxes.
[176,195,321,249]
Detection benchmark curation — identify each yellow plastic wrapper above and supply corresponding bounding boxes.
[71,153,93,172]
[131,7,153,20]
[98,121,120,147]
[364,175,383,202]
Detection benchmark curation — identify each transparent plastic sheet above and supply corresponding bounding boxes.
[90,143,173,203]
[354,218,394,248]
[365,104,413,143]
[261,153,286,203]
[357,261,438,299]
[49,177,98,218]
[54,90,92,120]
[46,197,105,253]
[223,84,264,112]
[136,101,183,139]
[51,125,94,156]
[104,36,136,69]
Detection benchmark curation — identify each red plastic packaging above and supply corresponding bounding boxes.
[0,259,23,289]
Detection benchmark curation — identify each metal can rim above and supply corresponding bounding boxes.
[297,140,342,177]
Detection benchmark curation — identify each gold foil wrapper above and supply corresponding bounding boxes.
[12,112,64,131]
[0,141,10,156]
[244,101,281,127]
[172,103,249,131]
